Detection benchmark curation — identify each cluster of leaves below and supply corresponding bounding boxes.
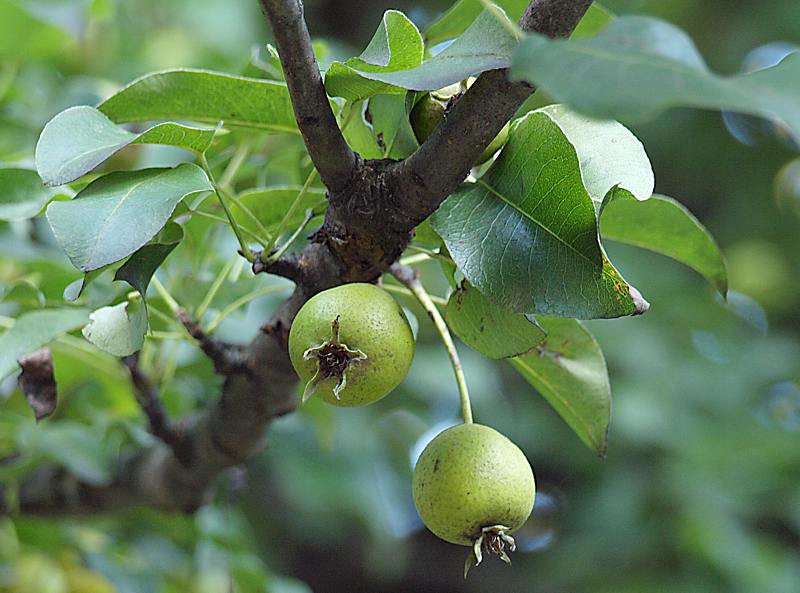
[4,0,798,460]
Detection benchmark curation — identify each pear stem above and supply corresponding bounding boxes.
[391,265,473,424]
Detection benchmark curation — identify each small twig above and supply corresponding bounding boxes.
[123,354,192,466]
[177,309,248,376]
[251,252,304,282]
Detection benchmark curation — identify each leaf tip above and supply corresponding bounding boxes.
[629,285,649,315]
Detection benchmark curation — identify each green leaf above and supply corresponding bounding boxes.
[512,16,800,143]
[46,164,212,273]
[340,102,383,159]
[0,169,65,221]
[97,69,298,133]
[325,10,424,102]
[601,193,727,295]
[337,9,519,93]
[0,308,90,380]
[775,157,800,214]
[35,106,216,187]
[538,104,653,209]
[82,299,148,357]
[16,421,114,485]
[63,267,109,303]
[571,3,614,39]
[425,1,612,46]
[114,223,183,296]
[509,317,611,455]
[424,0,529,46]
[446,282,545,359]
[431,110,648,319]
[1,281,44,308]
[367,94,419,159]
[231,186,327,233]
[0,0,72,60]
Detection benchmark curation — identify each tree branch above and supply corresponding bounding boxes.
[177,309,248,376]
[15,330,298,515]
[520,0,594,38]
[259,0,357,191]
[123,354,192,466]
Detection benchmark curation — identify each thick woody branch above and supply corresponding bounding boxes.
[520,0,594,38]
[259,0,357,191]
[400,0,592,209]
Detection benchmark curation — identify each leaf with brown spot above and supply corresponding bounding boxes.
[446,282,545,359]
[510,317,611,456]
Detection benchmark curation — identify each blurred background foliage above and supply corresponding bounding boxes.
[1,0,799,592]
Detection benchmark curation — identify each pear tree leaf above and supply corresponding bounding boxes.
[446,282,545,359]
[63,267,109,303]
[336,9,519,93]
[424,0,529,46]
[0,168,68,221]
[340,101,383,159]
[367,94,419,159]
[0,0,72,60]
[431,110,648,319]
[36,106,216,186]
[325,10,424,102]
[601,193,727,295]
[82,299,148,357]
[424,1,611,46]
[571,3,614,39]
[46,164,212,273]
[114,223,184,296]
[538,104,653,209]
[510,317,611,455]
[1,281,45,308]
[0,308,90,380]
[512,16,800,143]
[16,421,114,485]
[98,69,299,133]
